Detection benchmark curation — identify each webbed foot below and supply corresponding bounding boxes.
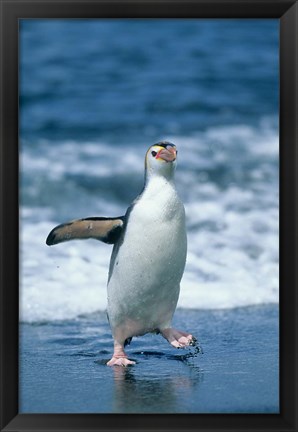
[107,356,135,367]
[161,328,197,349]
[107,339,135,367]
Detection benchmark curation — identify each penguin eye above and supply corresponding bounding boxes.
[151,151,157,157]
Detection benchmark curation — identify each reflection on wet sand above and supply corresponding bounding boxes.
[111,350,204,413]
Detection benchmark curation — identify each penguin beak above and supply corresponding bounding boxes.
[156,146,177,162]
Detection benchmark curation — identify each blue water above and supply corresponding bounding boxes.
[19,19,279,413]
[19,305,279,413]
[20,19,278,144]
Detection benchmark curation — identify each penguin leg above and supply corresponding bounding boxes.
[107,340,136,367]
[160,328,197,349]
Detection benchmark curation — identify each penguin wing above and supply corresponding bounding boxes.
[46,217,124,246]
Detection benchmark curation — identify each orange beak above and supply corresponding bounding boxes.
[156,146,177,162]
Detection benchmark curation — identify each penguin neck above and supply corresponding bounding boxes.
[145,165,176,187]
[144,171,176,195]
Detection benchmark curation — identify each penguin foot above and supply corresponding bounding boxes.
[161,328,196,349]
[107,356,136,367]
[107,340,135,366]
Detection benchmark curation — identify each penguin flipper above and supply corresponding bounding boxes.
[46,217,124,246]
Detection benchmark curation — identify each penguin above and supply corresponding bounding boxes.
[46,141,196,366]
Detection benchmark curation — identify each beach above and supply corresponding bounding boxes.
[20,304,279,413]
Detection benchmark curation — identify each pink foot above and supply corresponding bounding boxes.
[107,356,135,367]
[107,339,135,367]
[161,328,197,349]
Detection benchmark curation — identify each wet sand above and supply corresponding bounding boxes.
[19,304,279,413]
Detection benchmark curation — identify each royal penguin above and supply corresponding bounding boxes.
[46,141,196,366]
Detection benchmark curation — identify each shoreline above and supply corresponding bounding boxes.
[19,304,279,414]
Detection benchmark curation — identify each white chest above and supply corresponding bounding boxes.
[110,177,187,288]
[107,176,187,333]
[131,177,185,227]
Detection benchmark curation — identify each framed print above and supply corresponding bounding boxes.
[0,1,297,431]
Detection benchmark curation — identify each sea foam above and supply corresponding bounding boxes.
[20,122,279,322]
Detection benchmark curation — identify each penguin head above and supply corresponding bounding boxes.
[145,141,177,180]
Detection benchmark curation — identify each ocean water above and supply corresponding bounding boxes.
[19,19,279,323]
[20,306,279,413]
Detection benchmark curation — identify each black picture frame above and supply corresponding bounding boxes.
[0,1,297,431]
